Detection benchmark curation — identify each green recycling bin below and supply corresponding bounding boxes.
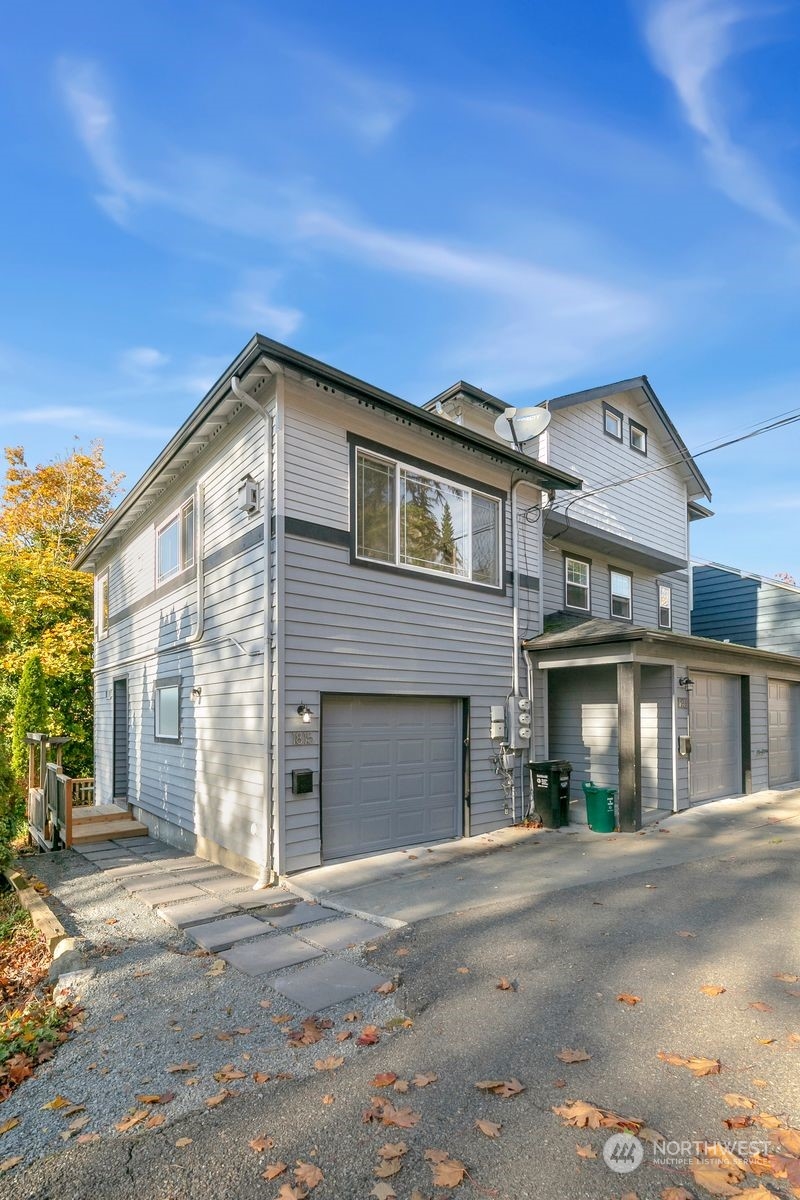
[582,781,616,833]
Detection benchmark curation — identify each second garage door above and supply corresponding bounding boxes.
[768,678,800,787]
[321,695,462,863]
[690,672,742,802]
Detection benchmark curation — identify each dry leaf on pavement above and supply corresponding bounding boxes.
[167,1061,198,1073]
[774,973,799,983]
[777,1128,800,1156]
[496,977,517,991]
[657,1051,721,1076]
[276,1185,308,1200]
[556,1048,591,1063]
[456,966,470,974]
[374,1160,402,1179]
[475,1119,502,1138]
[175,1138,193,1147]
[335,1031,351,1042]
[0,1158,23,1174]
[294,1162,324,1190]
[314,1056,344,1072]
[413,1073,438,1088]
[661,1189,695,1200]
[42,1096,75,1110]
[700,985,726,996]
[0,1119,19,1135]
[617,994,641,1006]
[262,1162,288,1180]
[115,1110,149,1132]
[371,1073,398,1087]
[689,1158,745,1195]
[475,1078,525,1098]
[723,1093,757,1109]
[374,982,396,995]
[357,1025,381,1046]
[370,1182,397,1200]
[734,1188,782,1199]
[343,1011,361,1022]
[249,1136,274,1152]
[576,1144,597,1159]
[553,1101,644,1133]
[430,1157,466,1188]
[749,1001,772,1012]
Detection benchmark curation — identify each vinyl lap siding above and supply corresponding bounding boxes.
[749,673,770,791]
[548,665,618,795]
[692,565,800,656]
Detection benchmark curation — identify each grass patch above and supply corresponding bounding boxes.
[0,889,77,1099]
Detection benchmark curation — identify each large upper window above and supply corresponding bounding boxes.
[610,568,633,620]
[157,498,195,584]
[354,448,502,587]
[564,555,591,612]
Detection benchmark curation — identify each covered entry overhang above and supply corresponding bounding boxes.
[524,618,800,832]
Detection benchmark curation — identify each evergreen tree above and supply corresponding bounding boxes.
[402,477,443,569]
[11,653,48,780]
[439,501,458,573]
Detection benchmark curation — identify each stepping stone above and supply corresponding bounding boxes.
[301,917,387,952]
[84,849,137,861]
[267,901,339,929]
[195,874,255,898]
[114,837,164,848]
[103,861,166,880]
[78,843,125,856]
[137,882,208,908]
[271,959,390,1012]
[137,853,195,867]
[157,897,238,929]
[122,871,194,893]
[87,856,139,870]
[220,933,325,977]
[236,891,290,911]
[186,914,269,952]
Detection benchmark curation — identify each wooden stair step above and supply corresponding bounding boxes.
[71,819,149,844]
[72,804,131,824]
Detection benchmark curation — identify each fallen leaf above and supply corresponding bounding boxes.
[724,1094,757,1110]
[424,1149,450,1163]
[496,977,517,991]
[259,999,272,1008]
[137,1092,175,1105]
[145,1114,166,1129]
[777,1128,800,1156]
[42,1095,75,1110]
[371,1073,399,1087]
[167,1062,198,1073]
[115,1110,149,1132]
[294,1162,324,1190]
[370,1182,397,1200]
[724,1116,754,1129]
[676,930,697,938]
[363,1098,421,1129]
[552,1078,567,1088]
[755,1112,786,1130]
[774,973,799,983]
[262,1162,288,1180]
[456,967,470,974]
[617,994,641,1006]
[392,1080,410,1093]
[374,1160,402,1179]
[0,1119,19,1135]
[249,1136,274,1153]
[322,1094,334,1105]
[475,1119,502,1138]
[0,1158,23,1173]
[76,1133,101,1145]
[556,1048,591,1064]
[175,1138,193,1147]
[343,1011,361,1022]
[314,1056,344,1072]
[700,985,727,997]
[357,1026,381,1047]
[253,1072,271,1084]
[749,1001,772,1013]
[377,1142,408,1160]
[661,1189,695,1200]
[207,960,226,976]
[756,1038,776,1045]
[110,1013,126,1022]
[657,1051,721,1076]
[205,1090,233,1108]
[576,1144,597,1159]
[475,1078,525,1098]
[272,1014,292,1024]
[413,1073,438,1088]
[374,982,396,995]
[690,1158,745,1195]
[553,1101,643,1133]
[734,1188,782,1199]
[276,1184,307,1200]
[395,948,410,957]
[430,1157,466,1187]
[335,1031,352,1043]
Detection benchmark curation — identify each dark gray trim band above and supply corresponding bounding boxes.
[545,510,688,574]
[285,517,350,547]
[203,522,264,572]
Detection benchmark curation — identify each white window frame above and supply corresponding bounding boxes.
[658,582,673,629]
[629,420,648,456]
[154,678,181,743]
[354,447,503,589]
[156,497,195,585]
[602,403,624,441]
[564,554,591,612]
[610,568,633,621]
[97,571,109,639]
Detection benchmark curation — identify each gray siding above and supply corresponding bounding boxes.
[542,540,690,633]
[548,665,618,795]
[692,565,800,655]
[750,673,770,792]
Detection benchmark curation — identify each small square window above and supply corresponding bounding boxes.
[155,680,181,742]
[610,569,633,620]
[629,420,648,455]
[603,403,623,441]
[658,583,672,629]
[565,555,591,612]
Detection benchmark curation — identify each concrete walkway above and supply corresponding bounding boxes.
[290,785,800,923]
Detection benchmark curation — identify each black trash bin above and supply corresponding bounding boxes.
[529,760,572,829]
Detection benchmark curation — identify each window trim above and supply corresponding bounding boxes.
[96,571,110,640]
[154,676,182,744]
[629,419,648,456]
[563,552,592,613]
[156,496,195,586]
[657,581,673,630]
[348,434,506,593]
[602,403,624,442]
[609,566,634,623]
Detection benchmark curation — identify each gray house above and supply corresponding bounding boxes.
[434,378,800,826]
[74,336,579,880]
[693,562,800,656]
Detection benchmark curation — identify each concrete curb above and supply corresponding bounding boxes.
[283,878,407,931]
[5,867,69,957]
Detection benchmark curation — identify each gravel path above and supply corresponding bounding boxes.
[1,850,400,1169]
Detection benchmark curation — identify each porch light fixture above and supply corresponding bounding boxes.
[678,676,695,692]
[297,703,313,724]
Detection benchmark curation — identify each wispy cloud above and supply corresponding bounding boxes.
[284,44,411,146]
[7,405,174,438]
[219,274,303,340]
[643,0,797,232]
[119,346,170,375]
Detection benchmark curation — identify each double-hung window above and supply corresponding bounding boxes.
[658,582,672,629]
[97,572,109,639]
[157,498,195,584]
[610,568,633,620]
[564,555,591,612]
[154,677,181,742]
[354,447,502,588]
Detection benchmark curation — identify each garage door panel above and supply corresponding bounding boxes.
[321,695,461,862]
[690,672,741,802]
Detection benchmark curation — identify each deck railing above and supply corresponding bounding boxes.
[25,733,94,850]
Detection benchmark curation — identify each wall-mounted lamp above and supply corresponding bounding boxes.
[678,676,695,692]
[190,686,202,702]
[297,703,314,724]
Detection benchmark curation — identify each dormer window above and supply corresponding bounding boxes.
[603,403,624,441]
[629,420,648,455]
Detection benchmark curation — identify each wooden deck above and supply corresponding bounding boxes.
[70,803,149,846]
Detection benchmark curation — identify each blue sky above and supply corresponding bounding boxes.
[1,0,799,576]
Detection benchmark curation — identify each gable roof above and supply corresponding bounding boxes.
[424,380,508,415]
[74,335,581,570]
[543,375,712,501]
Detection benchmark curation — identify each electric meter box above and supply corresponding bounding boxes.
[490,705,506,741]
[506,695,533,750]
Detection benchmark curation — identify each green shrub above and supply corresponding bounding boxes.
[11,653,48,781]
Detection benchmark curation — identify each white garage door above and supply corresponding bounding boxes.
[690,672,741,802]
[321,695,462,863]
[768,679,800,787]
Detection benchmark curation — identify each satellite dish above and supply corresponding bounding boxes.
[493,406,551,449]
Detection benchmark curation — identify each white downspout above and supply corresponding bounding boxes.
[231,367,278,889]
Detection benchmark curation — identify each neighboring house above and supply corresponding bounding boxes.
[436,377,800,826]
[73,337,579,879]
[692,562,800,656]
